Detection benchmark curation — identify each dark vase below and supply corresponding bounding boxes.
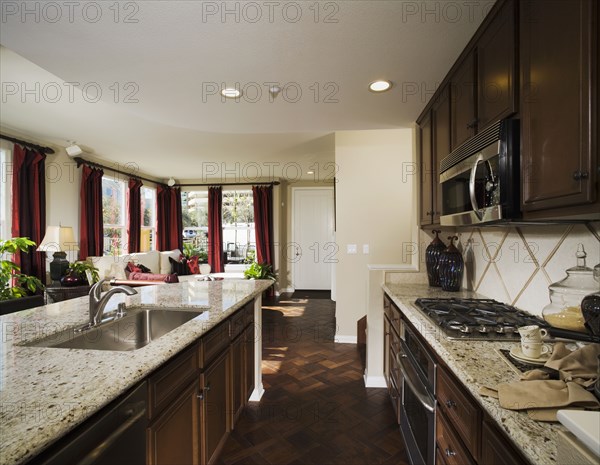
[438,236,464,292]
[60,274,84,287]
[581,292,600,336]
[425,230,446,287]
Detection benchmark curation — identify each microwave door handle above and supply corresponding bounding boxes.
[469,153,484,220]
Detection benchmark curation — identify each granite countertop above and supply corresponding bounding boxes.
[0,279,272,465]
[382,282,566,465]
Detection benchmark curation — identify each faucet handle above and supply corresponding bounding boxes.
[90,279,107,300]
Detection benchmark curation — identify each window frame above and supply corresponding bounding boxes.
[0,143,13,241]
[102,176,127,256]
[140,185,156,252]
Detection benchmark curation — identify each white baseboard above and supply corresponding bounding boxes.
[248,384,265,402]
[334,335,357,344]
[363,374,387,388]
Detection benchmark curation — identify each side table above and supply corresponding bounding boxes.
[45,285,91,304]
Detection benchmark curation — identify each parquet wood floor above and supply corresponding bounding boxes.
[215,294,410,465]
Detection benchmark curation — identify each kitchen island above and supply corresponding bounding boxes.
[383,282,568,465]
[0,279,272,465]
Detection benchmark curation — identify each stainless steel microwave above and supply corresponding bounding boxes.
[439,119,520,226]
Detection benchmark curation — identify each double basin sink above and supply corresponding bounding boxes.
[25,307,207,351]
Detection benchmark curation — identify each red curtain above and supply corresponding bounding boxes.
[208,186,223,273]
[127,178,143,253]
[156,186,182,251]
[11,145,46,282]
[252,185,273,267]
[79,165,104,259]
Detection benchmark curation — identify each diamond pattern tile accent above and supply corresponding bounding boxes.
[544,224,600,283]
[458,223,600,317]
[494,228,536,304]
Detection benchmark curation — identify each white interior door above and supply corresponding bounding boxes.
[292,187,335,290]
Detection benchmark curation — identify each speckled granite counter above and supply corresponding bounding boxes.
[383,283,566,465]
[0,279,272,465]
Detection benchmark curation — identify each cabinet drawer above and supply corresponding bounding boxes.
[436,409,476,465]
[230,308,246,340]
[148,345,198,420]
[199,321,230,369]
[436,366,481,460]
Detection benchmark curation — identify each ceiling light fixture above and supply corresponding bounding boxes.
[369,80,393,93]
[221,88,242,99]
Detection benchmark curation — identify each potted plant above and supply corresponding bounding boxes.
[0,237,45,314]
[183,243,208,263]
[243,262,277,281]
[62,261,99,286]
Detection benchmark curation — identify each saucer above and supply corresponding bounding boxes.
[509,345,551,365]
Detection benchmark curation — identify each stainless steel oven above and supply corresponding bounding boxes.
[440,119,520,226]
[398,322,437,465]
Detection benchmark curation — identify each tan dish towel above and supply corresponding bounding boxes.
[480,343,600,422]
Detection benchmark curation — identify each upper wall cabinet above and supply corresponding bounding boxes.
[520,0,598,217]
[418,112,434,226]
[450,51,476,149]
[477,0,518,129]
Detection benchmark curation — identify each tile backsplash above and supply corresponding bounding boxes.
[393,223,600,317]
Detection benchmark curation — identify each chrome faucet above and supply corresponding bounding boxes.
[89,279,137,326]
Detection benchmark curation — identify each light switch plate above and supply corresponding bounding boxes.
[347,244,357,254]
[363,244,369,254]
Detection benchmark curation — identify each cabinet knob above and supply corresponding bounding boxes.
[197,392,204,400]
[573,171,589,181]
[445,448,457,457]
[445,399,456,408]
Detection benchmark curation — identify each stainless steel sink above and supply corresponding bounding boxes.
[25,308,206,351]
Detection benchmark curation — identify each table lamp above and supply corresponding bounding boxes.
[37,226,79,284]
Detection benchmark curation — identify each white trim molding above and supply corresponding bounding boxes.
[363,374,387,388]
[335,335,357,344]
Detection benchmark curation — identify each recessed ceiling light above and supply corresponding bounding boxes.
[369,80,392,93]
[307,171,315,175]
[221,88,242,99]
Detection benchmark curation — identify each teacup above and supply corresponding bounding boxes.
[521,341,547,359]
[518,325,548,343]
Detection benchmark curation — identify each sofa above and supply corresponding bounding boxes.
[86,250,247,286]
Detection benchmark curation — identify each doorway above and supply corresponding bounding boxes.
[291,187,335,291]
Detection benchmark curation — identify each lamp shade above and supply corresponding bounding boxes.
[37,226,79,253]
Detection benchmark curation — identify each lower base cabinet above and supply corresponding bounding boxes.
[202,350,230,465]
[147,382,200,465]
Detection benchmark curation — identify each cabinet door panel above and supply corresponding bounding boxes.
[477,0,517,128]
[521,0,596,211]
[147,382,199,465]
[244,324,255,401]
[230,335,244,425]
[432,87,451,222]
[451,52,477,149]
[201,351,229,465]
[481,420,529,465]
[419,112,434,225]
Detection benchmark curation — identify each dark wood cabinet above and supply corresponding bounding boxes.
[450,52,477,149]
[147,381,200,465]
[436,406,476,465]
[200,350,229,465]
[477,0,517,129]
[244,323,255,401]
[382,295,401,424]
[520,0,598,217]
[418,111,434,225]
[432,86,451,223]
[481,420,529,465]
[230,333,244,424]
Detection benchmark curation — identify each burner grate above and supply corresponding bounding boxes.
[414,298,548,341]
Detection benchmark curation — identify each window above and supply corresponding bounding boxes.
[102,177,126,255]
[181,191,208,251]
[140,186,156,252]
[222,190,255,262]
[0,146,12,240]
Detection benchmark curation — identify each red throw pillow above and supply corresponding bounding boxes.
[125,262,142,277]
[187,255,200,274]
[129,272,179,283]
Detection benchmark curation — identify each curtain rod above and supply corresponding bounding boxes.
[74,157,280,188]
[0,133,55,154]
[177,181,280,187]
[73,156,166,186]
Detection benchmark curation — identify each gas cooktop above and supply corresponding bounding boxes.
[414,298,548,341]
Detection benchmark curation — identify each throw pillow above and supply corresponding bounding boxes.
[128,272,179,283]
[138,263,152,273]
[169,256,190,276]
[125,262,143,276]
[187,255,200,274]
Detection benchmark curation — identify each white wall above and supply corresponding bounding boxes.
[334,128,415,339]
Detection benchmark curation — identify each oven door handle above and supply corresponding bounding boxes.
[469,153,484,220]
[396,351,435,414]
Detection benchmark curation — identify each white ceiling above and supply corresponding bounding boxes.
[0,0,495,180]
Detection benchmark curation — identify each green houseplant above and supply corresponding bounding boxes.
[183,243,208,264]
[64,261,99,286]
[243,262,277,281]
[0,237,45,301]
